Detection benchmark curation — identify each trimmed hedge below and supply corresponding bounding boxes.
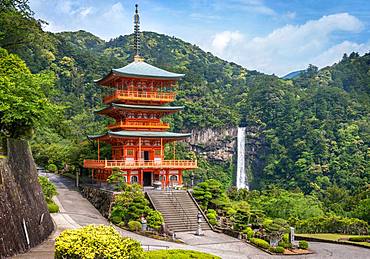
[296,215,368,235]
[144,249,220,259]
[278,241,292,249]
[242,227,254,239]
[299,240,309,249]
[128,221,141,232]
[47,201,59,213]
[55,225,143,259]
[269,246,285,253]
[250,238,270,249]
[348,236,370,242]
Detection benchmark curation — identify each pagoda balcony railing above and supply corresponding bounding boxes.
[103,90,176,104]
[108,121,170,130]
[84,159,197,170]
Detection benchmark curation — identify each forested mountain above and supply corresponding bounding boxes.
[1,2,368,219]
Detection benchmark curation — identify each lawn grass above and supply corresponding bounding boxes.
[296,233,370,248]
[144,249,220,258]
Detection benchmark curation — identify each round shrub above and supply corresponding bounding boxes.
[242,227,254,239]
[47,201,59,213]
[269,246,285,253]
[299,240,309,249]
[128,220,142,232]
[250,238,270,249]
[207,209,218,226]
[278,241,292,249]
[47,163,58,173]
[146,210,164,230]
[55,225,143,259]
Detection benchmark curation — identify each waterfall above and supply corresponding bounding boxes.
[236,127,248,190]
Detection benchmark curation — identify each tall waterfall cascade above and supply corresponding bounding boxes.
[236,127,249,190]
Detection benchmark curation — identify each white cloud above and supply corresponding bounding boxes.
[211,31,244,54]
[79,7,93,17]
[205,13,368,75]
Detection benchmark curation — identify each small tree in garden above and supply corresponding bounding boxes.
[47,163,57,173]
[108,167,127,191]
[264,218,289,245]
[147,210,164,230]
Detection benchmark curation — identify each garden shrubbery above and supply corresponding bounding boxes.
[295,215,369,235]
[55,225,143,259]
[250,238,270,249]
[348,236,370,242]
[299,240,309,249]
[110,183,163,231]
[128,221,141,232]
[144,249,220,259]
[38,176,59,213]
[269,246,284,253]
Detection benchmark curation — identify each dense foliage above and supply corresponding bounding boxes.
[110,183,164,230]
[55,225,143,259]
[38,175,59,213]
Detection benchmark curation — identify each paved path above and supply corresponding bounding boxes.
[14,174,370,259]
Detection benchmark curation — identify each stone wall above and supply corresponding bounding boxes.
[0,139,54,258]
[79,185,117,218]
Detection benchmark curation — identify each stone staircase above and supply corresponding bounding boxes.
[146,190,211,233]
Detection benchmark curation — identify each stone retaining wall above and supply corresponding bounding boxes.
[0,139,54,258]
[79,185,117,218]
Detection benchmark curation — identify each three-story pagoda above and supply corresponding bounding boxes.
[83,5,197,187]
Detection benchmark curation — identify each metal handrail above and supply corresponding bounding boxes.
[168,189,193,231]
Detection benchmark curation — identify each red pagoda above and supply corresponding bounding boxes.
[83,5,197,187]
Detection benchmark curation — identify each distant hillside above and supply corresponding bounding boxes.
[282,70,303,79]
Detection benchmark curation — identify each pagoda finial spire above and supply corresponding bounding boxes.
[133,4,144,62]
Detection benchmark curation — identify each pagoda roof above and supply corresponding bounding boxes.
[96,103,184,114]
[88,130,191,140]
[95,61,185,85]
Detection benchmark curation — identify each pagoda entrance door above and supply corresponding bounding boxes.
[144,151,150,161]
[143,171,152,186]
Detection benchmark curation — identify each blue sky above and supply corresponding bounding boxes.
[29,0,370,76]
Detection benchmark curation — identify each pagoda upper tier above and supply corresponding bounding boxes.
[96,61,184,105]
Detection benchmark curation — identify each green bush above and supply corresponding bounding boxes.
[282,233,289,242]
[38,176,58,202]
[47,163,57,173]
[47,201,59,213]
[147,210,164,230]
[296,215,369,235]
[55,225,143,259]
[299,240,309,249]
[242,227,254,239]
[144,249,220,258]
[269,246,285,253]
[348,236,370,242]
[207,209,218,226]
[250,238,270,249]
[128,221,142,232]
[278,241,292,249]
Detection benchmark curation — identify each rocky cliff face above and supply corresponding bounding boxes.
[186,126,265,187]
[187,128,237,162]
[0,139,54,258]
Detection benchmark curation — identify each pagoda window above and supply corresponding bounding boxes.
[131,175,138,183]
[170,175,178,182]
[154,149,161,156]
[126,149,134,156]
[159,175,165,181]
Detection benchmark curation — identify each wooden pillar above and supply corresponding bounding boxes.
[140,169,143,186]
[127,170,131,184]
[165,170,169,187]
[160,138,163,160]
[97,139,100,161]
[178,170,182,185]
[138,137,142,161]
